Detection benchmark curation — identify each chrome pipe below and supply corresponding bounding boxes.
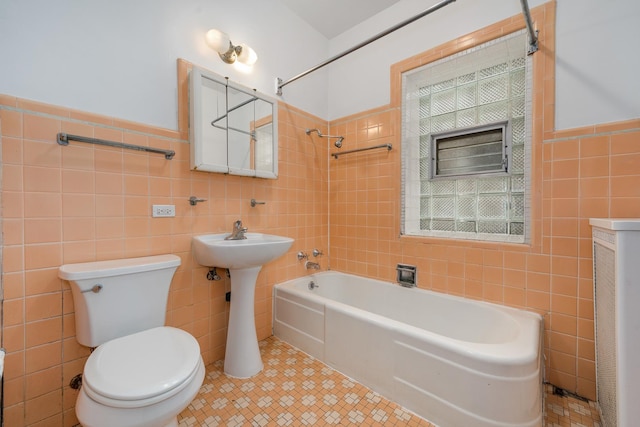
[276,0,456,94]
[306,128,344,147]
[307,128,342,138]
[519,0,539,54]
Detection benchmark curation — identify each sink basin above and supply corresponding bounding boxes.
[192,233,294,269]
[192,231,294,378]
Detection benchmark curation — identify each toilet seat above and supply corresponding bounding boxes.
[83,326,201,408]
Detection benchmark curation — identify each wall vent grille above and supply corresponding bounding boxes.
[593,241,617,427]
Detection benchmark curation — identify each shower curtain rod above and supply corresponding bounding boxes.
[275,0,540,95]
[520,0,538,54]
[275,0,457,95]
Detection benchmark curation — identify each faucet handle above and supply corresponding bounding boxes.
[224,219,248,240]
[297,251,308,261]
[312,249,323,257]
[189,196,207,206]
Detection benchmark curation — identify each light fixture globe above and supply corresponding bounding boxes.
[205,28,257,66]
[205,29,231,53]
[237,44,258,66]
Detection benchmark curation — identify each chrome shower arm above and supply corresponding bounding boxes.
[305,128,344,147]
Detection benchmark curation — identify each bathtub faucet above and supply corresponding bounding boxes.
[225,219,247,240]
[304,261,321,270]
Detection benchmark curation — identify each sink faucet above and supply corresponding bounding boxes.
[225,220,248,240]
[305,261,321,270]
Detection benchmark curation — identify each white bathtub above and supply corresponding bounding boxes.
[273,271,542,427]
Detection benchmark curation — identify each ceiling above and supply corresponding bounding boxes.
[280,0,403,39]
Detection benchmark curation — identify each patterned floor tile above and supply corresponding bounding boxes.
[179,337,601,426]
[543,384,601,427]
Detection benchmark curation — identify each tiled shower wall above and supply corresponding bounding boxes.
[329,1,640,402]
[0,60,328,425]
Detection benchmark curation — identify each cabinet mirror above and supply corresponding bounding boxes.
[190,66,278,178]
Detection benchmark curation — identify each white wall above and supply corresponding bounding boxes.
[3,1,639,131]
[555,0,640,130]
[0,0,330,130]
[326,0,640,130]
[326,0,546,121]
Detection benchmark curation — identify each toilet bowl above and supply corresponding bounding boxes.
[76,327,205,427]
[59,255,205,427]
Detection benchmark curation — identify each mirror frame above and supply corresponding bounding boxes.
[189,65,279,179]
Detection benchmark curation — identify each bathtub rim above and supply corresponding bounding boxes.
[274,270,543,369]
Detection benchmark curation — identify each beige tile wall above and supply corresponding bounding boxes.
[0,65,328,425]
[329,1,640,403]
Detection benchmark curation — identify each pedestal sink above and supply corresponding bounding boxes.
[192,232,293,378]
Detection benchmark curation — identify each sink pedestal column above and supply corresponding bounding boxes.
[224,266,263,378]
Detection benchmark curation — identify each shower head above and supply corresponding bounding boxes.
[334,137,344,148]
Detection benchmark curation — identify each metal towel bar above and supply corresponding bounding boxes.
[331,143,392,159]
[57,133,176,160]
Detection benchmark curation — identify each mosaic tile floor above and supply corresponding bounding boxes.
[179,337,601,426]
[543,384,602,427]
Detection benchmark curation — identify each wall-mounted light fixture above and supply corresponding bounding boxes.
[205,29,258,66]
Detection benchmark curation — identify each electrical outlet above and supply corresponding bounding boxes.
[152,204,175,217]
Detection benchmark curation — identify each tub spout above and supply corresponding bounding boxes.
[304,261,321,270]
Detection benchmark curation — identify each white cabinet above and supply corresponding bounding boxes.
[590,218,640,427]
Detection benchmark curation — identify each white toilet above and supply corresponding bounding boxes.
[59,254,205,427]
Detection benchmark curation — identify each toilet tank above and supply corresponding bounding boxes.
[59,255,181,347]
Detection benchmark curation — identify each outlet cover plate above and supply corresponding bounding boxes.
[152,204,175,217]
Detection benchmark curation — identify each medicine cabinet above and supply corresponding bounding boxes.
[189,65,278,178]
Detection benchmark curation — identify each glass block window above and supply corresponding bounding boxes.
[401,31,531,243]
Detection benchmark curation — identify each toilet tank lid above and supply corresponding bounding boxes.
[58,254,181,281]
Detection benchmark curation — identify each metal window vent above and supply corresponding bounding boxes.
[431,121,509,179]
